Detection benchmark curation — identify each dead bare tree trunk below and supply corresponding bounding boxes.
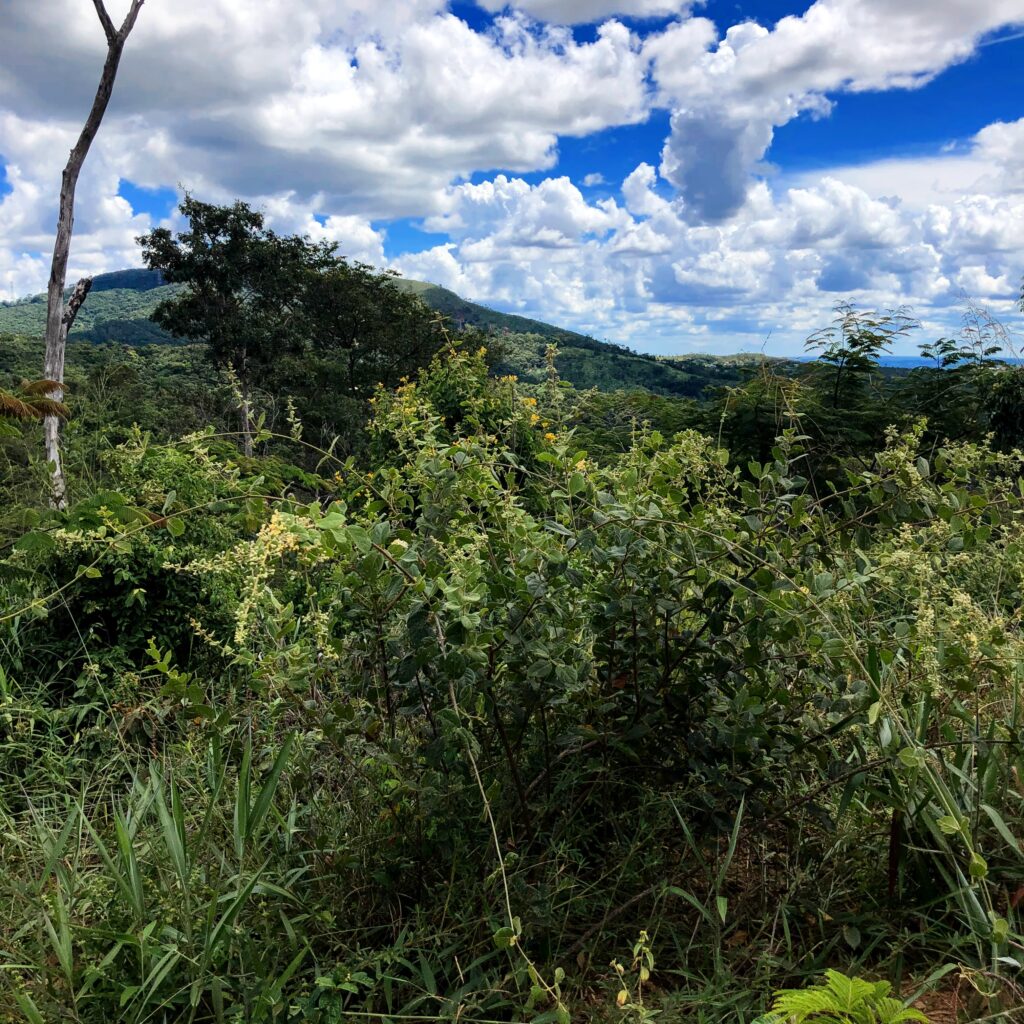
[240,375,254,458]
[43,0,145,508]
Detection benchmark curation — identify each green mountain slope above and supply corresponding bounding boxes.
[0,270,179,344]
[395,279,592,344]
[393,280,733,397]
[0,269,753,397]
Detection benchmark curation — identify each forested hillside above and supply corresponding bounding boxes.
[0,269,762,397]
[0,275,180,344]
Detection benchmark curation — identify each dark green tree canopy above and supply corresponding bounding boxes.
[295,260,446,401]
[137,195,336,377]
[138,195,447,450]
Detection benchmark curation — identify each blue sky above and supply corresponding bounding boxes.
[2,0,1023,352]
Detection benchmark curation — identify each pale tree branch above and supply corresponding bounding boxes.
[118,0,145,41]
[62,278,94,335]
[91,0,117,44]
[92,0,145,45]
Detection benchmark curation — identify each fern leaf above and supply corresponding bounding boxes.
[18,378,64,396]
[770,987,843,1021]
[824,970,876,1012]
[765,973,931,1024]
[874,998,929,1023]
[870,981,894,1001]
[0,386,70,421]
[0,392,36,420]
[30,398,71,420]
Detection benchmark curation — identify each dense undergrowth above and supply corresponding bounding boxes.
[2,337,1024,1022]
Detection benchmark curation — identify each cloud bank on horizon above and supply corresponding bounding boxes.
[1,0,1022,354]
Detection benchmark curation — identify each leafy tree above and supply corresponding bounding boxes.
[140,198,448,456]
[138,196,335,455]
[901,300,1007,446]
[274,260,446,448]
[805,303,917,411]
[803,303,917,461]
[305,261,445,398]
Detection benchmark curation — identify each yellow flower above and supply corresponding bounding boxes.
[530,413,540,425]
[544,432,557,442]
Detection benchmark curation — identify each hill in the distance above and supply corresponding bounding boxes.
[394,279,754,397]
[0,269,764,397]
[0,270,180,345]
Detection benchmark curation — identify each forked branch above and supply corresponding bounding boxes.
[91,0,145,45]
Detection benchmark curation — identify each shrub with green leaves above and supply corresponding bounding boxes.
[2,339,1023,1023]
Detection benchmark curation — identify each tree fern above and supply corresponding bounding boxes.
[0,380,70,422]
[759,970,930,1024]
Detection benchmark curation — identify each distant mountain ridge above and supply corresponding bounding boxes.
[394,278,594,346]
[0,270,180,345]
[0,269,599,348]
[87,268,169,293]
[0,269,754,397]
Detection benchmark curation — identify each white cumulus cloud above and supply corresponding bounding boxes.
[1,0,1023,352]
[476,1,692,24]
[647,0,1024,222]
[395,116,1024,352]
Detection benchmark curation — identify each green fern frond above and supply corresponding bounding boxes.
[823,970,883,1011]
[874,997,929,1023]
[763,971,931,1024]
[769,988,841,1021]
